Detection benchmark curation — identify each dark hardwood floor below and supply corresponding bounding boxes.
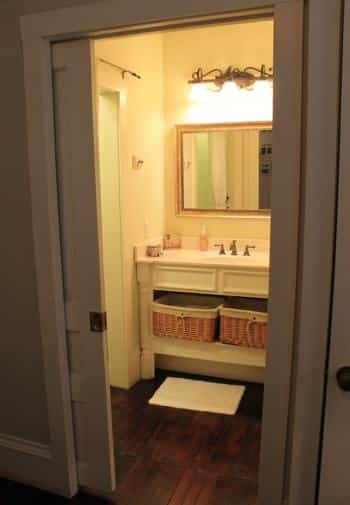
[0,370,263,505]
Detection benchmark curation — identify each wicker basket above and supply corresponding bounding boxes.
[152,294,222,342]
[219,307,268,349]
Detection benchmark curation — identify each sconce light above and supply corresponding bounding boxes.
[188,64,273,99]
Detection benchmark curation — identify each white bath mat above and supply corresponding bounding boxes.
[149,377,245,415]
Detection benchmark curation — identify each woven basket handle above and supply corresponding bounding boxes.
[246,317,257,340]
[176,313,187,337]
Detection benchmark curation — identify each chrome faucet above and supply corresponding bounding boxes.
[243,245,256,256]
[214,243,226,255]
[229,240,238,256]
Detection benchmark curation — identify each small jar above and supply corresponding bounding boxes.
[146,244,162,257]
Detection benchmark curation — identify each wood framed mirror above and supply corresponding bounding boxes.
[176,122,272,217]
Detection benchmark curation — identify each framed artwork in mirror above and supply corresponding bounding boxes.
[176,122,272,217]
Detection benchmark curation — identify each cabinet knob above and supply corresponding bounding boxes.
[337,367,350,391]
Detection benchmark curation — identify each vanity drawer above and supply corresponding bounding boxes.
[153,265,217,292]
[220,269,269,297]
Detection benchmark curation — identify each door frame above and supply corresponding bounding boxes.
[286,2,343,504]
[19,0,341,503]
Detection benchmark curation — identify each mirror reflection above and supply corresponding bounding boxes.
[179,124,272,212]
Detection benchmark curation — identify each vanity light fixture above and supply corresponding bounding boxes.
[188,64,273,94]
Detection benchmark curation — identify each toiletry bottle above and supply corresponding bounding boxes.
[199,224,209,251]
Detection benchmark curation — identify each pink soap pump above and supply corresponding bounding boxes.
[199,224,209,252]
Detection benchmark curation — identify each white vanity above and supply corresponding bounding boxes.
[136,240,269,383]
[133,120,273,384]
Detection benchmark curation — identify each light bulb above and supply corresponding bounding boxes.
[220,81,239,98]
[253,79,272,91]
[189,83,210,102]
[249,79,273,121]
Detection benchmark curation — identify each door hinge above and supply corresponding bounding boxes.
[89,312,107,332]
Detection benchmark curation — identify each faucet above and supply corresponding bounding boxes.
[243,245,256,256]
[229,240,238,256]
[214,243,226,255]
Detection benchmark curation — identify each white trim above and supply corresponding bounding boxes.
[52,39,116,493]
[20,2,280,41]
[20,37,77,497]
[154,337,266,369]
[0,434,51,460]
[156,355,265,383]
[259,4,304,503]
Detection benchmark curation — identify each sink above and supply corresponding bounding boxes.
[158,249,269,268]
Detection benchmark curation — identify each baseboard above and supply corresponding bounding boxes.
[155,355,265,383]
[0,433,51,460]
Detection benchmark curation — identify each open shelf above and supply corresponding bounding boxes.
[153,335,266,368]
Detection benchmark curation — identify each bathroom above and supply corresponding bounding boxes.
[91,16,272,502]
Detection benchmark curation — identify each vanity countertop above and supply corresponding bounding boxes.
[135,248,269,270]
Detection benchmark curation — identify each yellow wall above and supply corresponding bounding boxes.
[163,20,273,238]
[95,34,164,387]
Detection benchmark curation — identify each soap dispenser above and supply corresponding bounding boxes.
[199,224,209,251]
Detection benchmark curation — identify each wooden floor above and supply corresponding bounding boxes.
[0,370,263,505]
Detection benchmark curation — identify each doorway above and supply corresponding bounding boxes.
[84,22,271,503]
[52,11,300,504]
[20,0,329,502]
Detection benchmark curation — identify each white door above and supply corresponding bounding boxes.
[318,3,350,503]
[52,39,116,493]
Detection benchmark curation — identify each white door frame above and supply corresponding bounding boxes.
[19,0,341,503]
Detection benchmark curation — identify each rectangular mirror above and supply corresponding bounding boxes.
[176,122,272,216]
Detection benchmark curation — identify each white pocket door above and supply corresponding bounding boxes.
[52,39,115,493]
